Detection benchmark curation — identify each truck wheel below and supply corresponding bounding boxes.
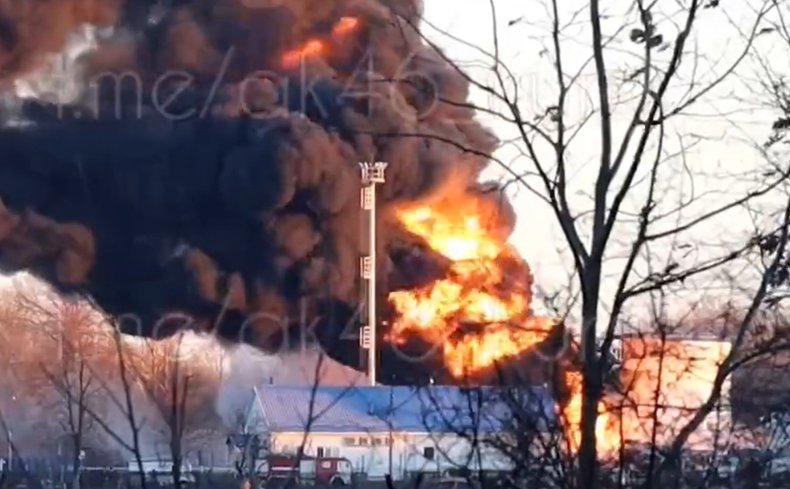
[331,478,346,487]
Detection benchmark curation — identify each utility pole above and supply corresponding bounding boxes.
[359,162,388,387]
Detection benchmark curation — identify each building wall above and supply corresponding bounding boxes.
[266,431,512,479]
[619,337,732,450]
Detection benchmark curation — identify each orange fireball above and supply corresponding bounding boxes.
[282,39,326,69]
[281,16,361,69]
[560,371,622,454]
[333,16,360,37]
[388,200,547,373]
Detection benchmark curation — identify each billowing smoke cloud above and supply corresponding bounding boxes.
[0,0,520,382]
[0,0,118,85]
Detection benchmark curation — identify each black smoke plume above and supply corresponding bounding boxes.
[0,0,543,383]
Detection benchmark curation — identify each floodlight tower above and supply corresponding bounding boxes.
[359,161,388,386]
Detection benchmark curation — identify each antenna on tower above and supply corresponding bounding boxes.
[359,161,388,386]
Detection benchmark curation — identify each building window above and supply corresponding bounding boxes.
[342,437,356,446]
[358,437,369,446]
[317,447,339,457]
[423,447,435,460]
[316,447,337,457]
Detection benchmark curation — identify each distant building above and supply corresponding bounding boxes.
[617,334,733,451]
[242,385,556,480]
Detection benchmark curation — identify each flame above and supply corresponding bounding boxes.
[397,208,502,262]
[333,17,360,37]
[389,199,626,455]
[557,339,732,456]
[282,16,360,69]
[388,200,555,376]
[443,319,552,377]
[614,338,732,450]
[282,39,326,69]
[561,371,622,454]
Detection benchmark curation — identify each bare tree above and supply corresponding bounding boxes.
[127,332,228,488]
[37,301,106,489]
[64,317,151,489]
[418,385,569,489]
[396,1,790,486]
[0,286,156,489]
[130,333,193,489]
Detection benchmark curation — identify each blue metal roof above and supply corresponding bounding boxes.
[253,385,556,434]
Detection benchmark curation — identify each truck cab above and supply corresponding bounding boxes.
[314,457,353,486]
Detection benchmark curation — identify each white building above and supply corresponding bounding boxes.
[617,334,733,451]
[242,385,556,480]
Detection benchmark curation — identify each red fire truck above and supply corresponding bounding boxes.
[264,454,353,486]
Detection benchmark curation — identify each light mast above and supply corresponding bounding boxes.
[359,162,387,386]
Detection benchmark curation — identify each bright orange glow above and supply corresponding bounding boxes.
[558,338,734,456]
[388,199,553,379]
[397,208,502,262]
[561,371,584,450]
[561,371,622,454]
[281,17,360,69]
[332,17,360,37]
[443,318,552,378]
[617,338,732,450]
[282,39,326,69]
